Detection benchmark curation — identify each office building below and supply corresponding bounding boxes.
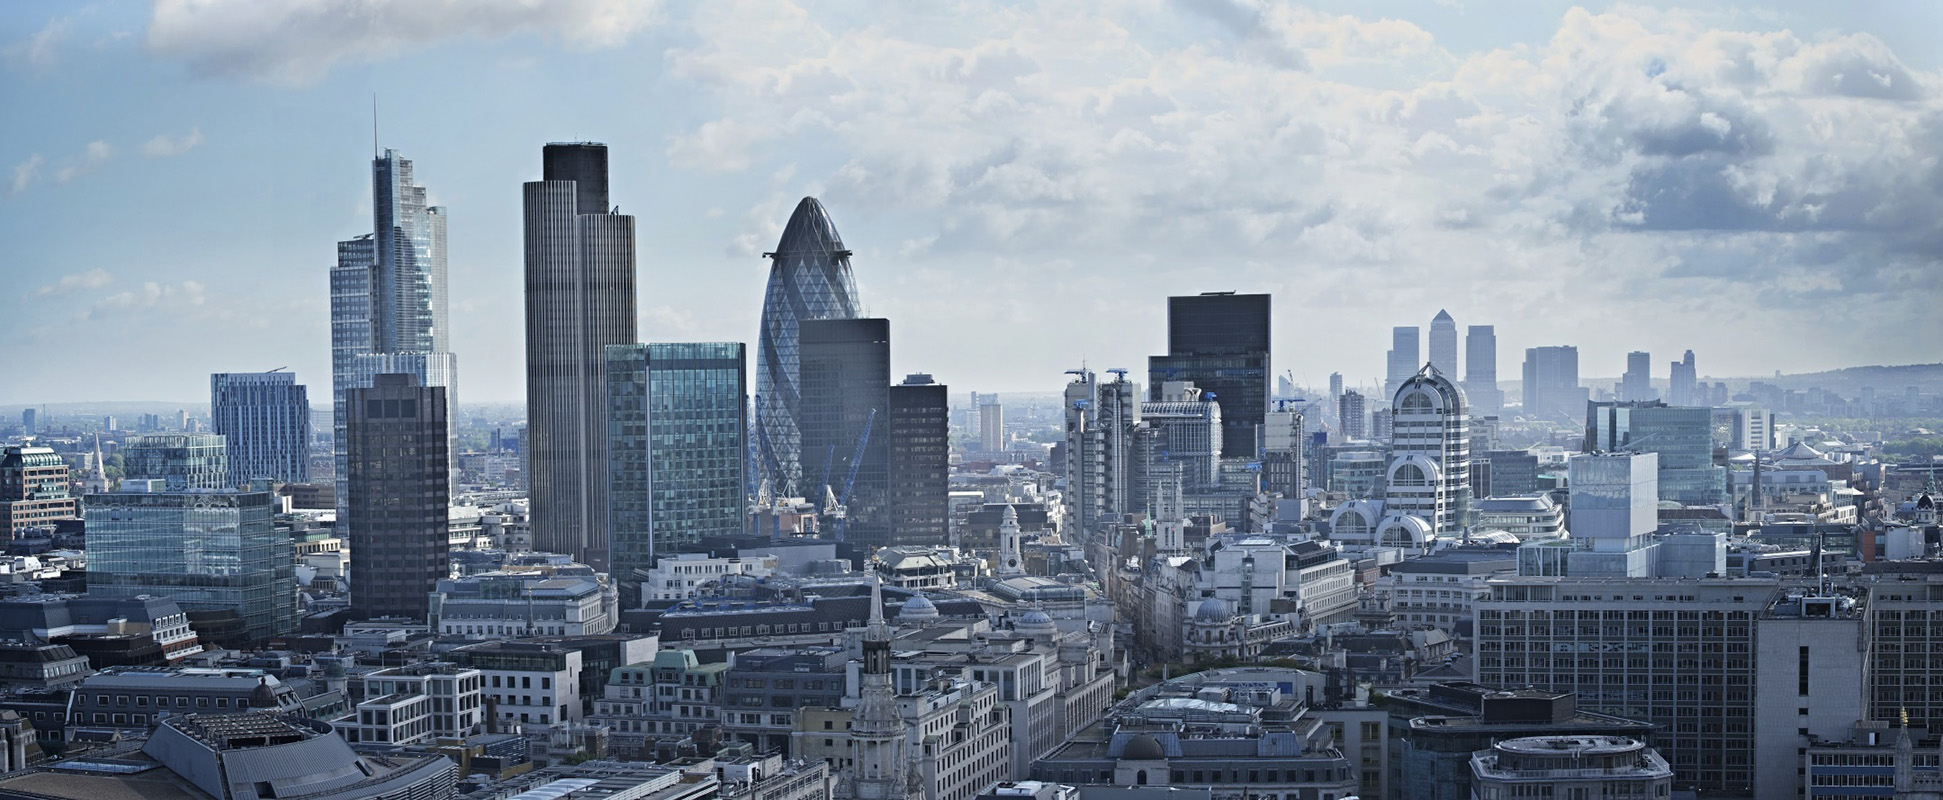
[1260,402,1305,501]
[1619,350,1654,402]
[1063,370,1141,535]
[1140,383,1222,489]
[1385,365,1471,537]
[799,318,891,550]
[121,433,228,490]
[1428,309,1458,377]
[332,149,458,548]
[1521,345,1585,421]
[755,197,864,498]
[1337,390,1368,439]
[1385,326,1420,404]
[888,374,950,547]
[1463,324,1501,416]
[210,370,311,486]
[1668,350,1697,406]
[1328,372,1343,399]
[18,409,34,437]
[1147,293,1269,458]
[1585,401,1725,506]
[0,446,76,539]
[524,142,636,570]
[1470,737,1673,798]
[88,440,298,643]
[606,342,748,594]
[1383,684,1657,800]
[1721,403,1773,452]
[345,373,450,621]
[979,397,1005,453]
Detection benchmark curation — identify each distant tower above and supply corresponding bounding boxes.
[82,435,110,495]
[1668,350,1697,406]
[1149,293,1271,458]
[1338,390,1368,440]
[996,504,1025,576]
[1428,310,1458,377]
[1328,372,1343,400]
[1621,351,1655,402]
[978,397,1004,453]
[1463,325,1502,416]
[847,577,908,800]
[755,198,863,498]
[1386,326,1420,402]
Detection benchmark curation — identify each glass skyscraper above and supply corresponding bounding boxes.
[345,373,450,622]
[1585,401,1724,506]
[1148,292,1270,458]
[121,433,229,491]
[210,371,311,486]
[887,374,949,546]
[754,197,862,498]
[606,342,748,599]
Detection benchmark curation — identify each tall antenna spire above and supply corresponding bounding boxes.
[372,93,379,159]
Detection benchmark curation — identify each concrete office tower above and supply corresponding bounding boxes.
[332,150,458,541]
[92,435,297,643]
[1463,325,1502,416]
[1428,309,1458,377]
[978,398,1004,453]
[1620,351,1654,402]
[1521,345,1586,421]
[605,342,747,595]
[0,446,76,538]
[1141,382,1223,489]
[755,198,864,498]
[1384,365,1471,538]
[524,143,637,570]
[799,318,891,552]
[1668,350,1697,406]
[345,374,449,622]
[1385,326,1420,402]
[1586,402,1724,505]
[210,371,311,486]
[1063,369,1141,534]
[1260,402,1305,501]
[888,374,950,546]
[1148,293,1269,458]
[1338,390,1368,439]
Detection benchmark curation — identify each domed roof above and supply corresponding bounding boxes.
[249,677,279,709]
[1020,609,1053,626]
[896,594,940,622]
[1122,733,1166,760]
[1195,597,1229,621]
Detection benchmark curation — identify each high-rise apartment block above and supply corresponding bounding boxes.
[1338,390,1368,440]
[755,198,863,498]
[605,342,748,592]
[799,318,891,551]
[0,446,76,539]
[210,371,311,486]
[1386,326,1420,405]
[345,373,450,621]
[1463,324,1502,416]
[1428,309,1458,377]
[978,398,1004,453]
[19,409,35,437]
[1148,292,1269,458]
[524,143,636,570]
[1521,345,1586,421]
[888,374,950,546]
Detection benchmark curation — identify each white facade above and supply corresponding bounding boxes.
[342,663,485,745]
[1385,365,1470,538]
[644,553,780,601]
[433,572,617,638]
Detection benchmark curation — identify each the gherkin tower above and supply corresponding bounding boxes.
[755,197,862,497]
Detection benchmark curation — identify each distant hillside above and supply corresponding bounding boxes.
[1763,363,1943,396]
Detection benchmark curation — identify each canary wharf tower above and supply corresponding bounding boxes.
[755,198,862,497]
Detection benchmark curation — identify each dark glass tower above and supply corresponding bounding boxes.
[798,318,889,551]
[346,373,450,621]
[606,342,748,601]
[888,374,950,546]
[754,198,862,498]
[524,143,637,570]
[1148,292,1270,458]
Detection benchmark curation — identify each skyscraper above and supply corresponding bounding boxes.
[332,150,458,542]
[978,398,1004,453]
[888,374,950,546]
[1063,369,1142,534]
[211,371,311,486]
[1386,326,1420,402]
[1620,351,1654,402]
[1328,372,1343,400]
[1668,350,1697,406]
[605,342,747,597]
[1147,292,1269,458]
[1428,309,1458,377]
[1385,365,1471,537]
[799,318,891,551]
[345,373,450,622]
[524,143,637,570]
[1464,324,1502,416]
[1338,390,1368,440]
[755,198,863,498]
[19,409,35,437]
[1522,345,1586,421]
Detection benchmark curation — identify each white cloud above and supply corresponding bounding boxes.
[88,280,206,319]
[141,128,204,157]
[146,0,663,85]
[37,269,114,296]
[54,140,114,183]
[2,16,72,72]
[7,154,42,196]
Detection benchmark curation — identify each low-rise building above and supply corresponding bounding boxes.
[1469,736,1672,799]
[431,571,617,639]
[453,641,585,731]
[339,662,484,745]
[644,553,780,601]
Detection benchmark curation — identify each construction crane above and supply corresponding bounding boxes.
[1106,367,1129,381]
[832,408,877,543]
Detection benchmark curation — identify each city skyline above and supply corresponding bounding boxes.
[6,2,1943,404]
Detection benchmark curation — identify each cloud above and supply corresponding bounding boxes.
[141,128,204,157]
[53,141,114,183]
[37,269,114,296]
[88,280,206,320]
[2,16,72,72]
[7,155,42,195]
[146,0,663,85]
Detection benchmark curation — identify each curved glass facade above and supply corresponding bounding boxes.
[754,197,861,497]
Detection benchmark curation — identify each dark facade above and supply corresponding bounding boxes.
[798,318,891,551]
[888,375,949,547]
[346,373,450,621]
[525,142,637,571]
[1148,293,1270,458]
[1383,683,1656,800]
[721,646,847,753]
[0,447,75,540]
[607,342,748,601]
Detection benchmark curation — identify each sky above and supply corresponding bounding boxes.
[5,0,1942,405]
